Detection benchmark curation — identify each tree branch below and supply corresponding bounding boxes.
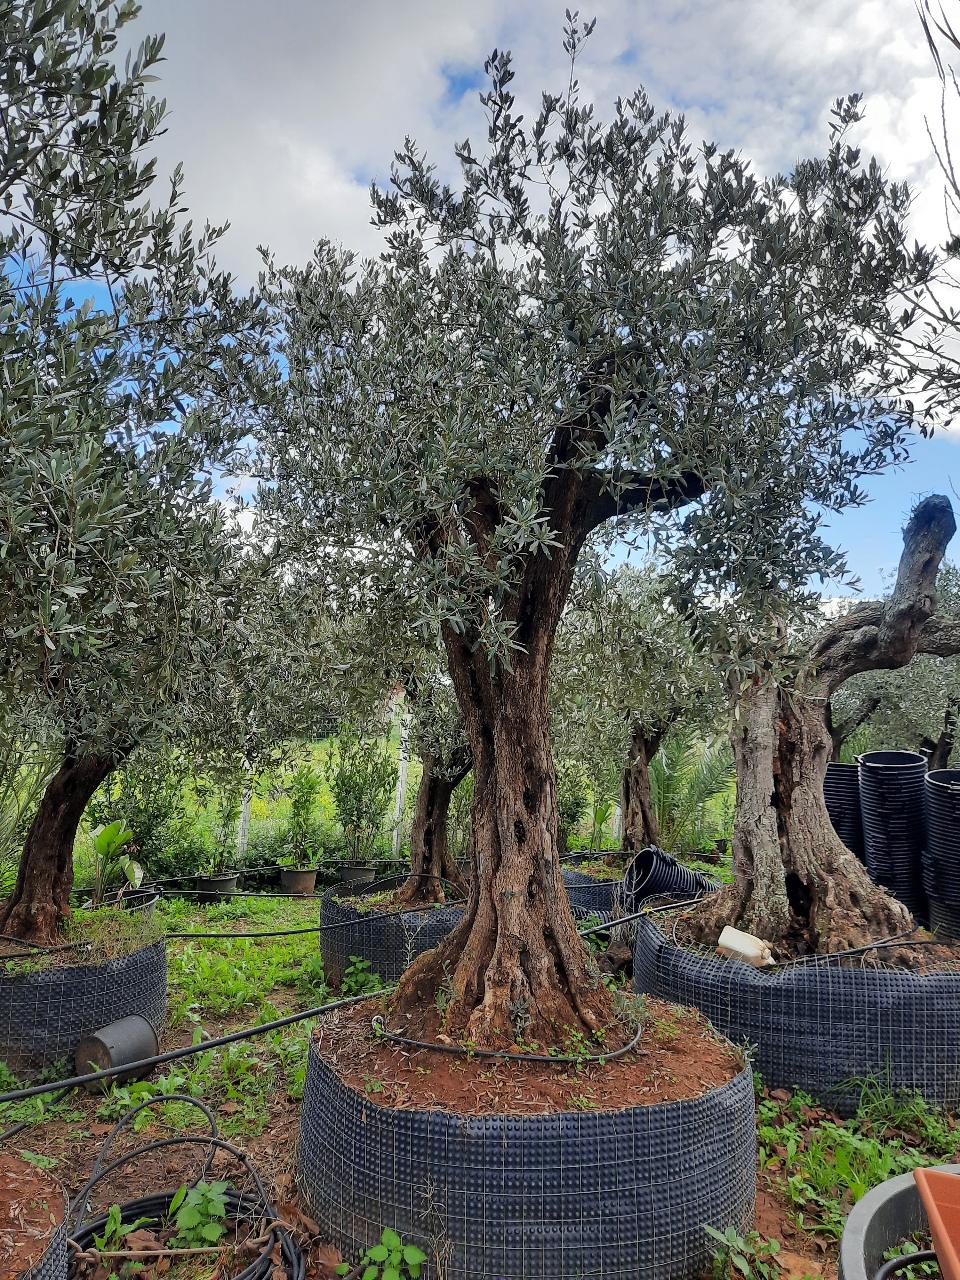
[811,494,957,694]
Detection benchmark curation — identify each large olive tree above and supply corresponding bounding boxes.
[257,19,936,1049]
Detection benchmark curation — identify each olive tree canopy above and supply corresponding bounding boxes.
[257,17,939,1047]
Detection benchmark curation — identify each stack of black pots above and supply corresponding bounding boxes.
[923,769,960,939]
[858,750,927,921]
[823,762,864,861]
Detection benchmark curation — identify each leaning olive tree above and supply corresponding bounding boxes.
[552,566,724,851]
[257,18,936,1048]
[0,0,272,940]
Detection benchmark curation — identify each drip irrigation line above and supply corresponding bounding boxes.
[67,1096,305,1280]
[0,1085,77,1146]
[0,989,393,1108]
[371,1014,645,1065]
[575,898,707,939]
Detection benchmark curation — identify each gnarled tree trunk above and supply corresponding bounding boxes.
[0,749,118,943]
[694,495,960,954]
[396,751,470,905]
[621,723,664,851]
[826,692,881,761]
[393,638,614,1048]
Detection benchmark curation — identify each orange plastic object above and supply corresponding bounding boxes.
[915,1168,960,1280]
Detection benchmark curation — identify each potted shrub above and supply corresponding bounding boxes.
[328,736,396,885]
[277,764,322,894]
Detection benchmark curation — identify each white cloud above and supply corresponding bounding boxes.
[141,0,956,284]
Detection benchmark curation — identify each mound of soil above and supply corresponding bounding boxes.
[0,1151,64,1276]
[314,994,742,1116]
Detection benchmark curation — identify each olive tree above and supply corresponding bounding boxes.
[257,19,937,1048]
[0,0,270,939]
[552,567,724,851]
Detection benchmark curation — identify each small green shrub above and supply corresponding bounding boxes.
[336,1227,427,1280]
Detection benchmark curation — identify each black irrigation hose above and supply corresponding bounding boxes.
[873,1252,939,1280]
[0,1085,76,1145]
[68,1096,305,1280]
[371,1014,645,1065]
[0,990,392,1107]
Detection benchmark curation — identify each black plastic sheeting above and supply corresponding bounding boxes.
[297,1037,756,1280]
[19,1219,67,1280]
[633,914,960,1115]
[320,885,463,987]
[0,941,167,1072]
[622,848,718,910]
[858,751,927,919]
[824,762,865,861]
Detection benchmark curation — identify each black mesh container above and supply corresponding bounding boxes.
[633,914,960,1114]
[858,751,927,918]
[824,762,865,861]
[561,866,619,912]
[320,881,463,988]
[925,770,960,907]
[297,1039,756,1280]
[19,1218,68,1280]
[0,941,167,1072]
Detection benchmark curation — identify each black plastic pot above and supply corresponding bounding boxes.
[297,1034,756,1280]
[634,911,960,1114]
[621,846,719,912]
[193,871,240,902]
[929,896,960,942]
[280,867,318,896]
[561,865,619,912]
[83,888,160,914]
[0,940,167,1072]
[824,762,865,861]
[319,878,463,987]
[858,751,927,918]
[335,861,375,886]
[924,769,960,910]
[838,1165,960,1280]
[75,1014,160,1086]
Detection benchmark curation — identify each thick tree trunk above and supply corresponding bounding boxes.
[621,723,663,851]
[0,750,117,943]
[694,683,912,953]
[396,753,470,906]
[694,496,957,954]
[392,642,615,1049]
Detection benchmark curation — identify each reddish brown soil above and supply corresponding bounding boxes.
[0,1151,66,1275]
[314,995,742,1116]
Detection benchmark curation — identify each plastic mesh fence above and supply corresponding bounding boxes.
[19,1219,68,1280]
[297,1040,756,1280]
[633,913,960,1115]
[0,941,167,1071]
[320,886,463,987]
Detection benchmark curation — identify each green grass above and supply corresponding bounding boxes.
[757,1079,960,1240]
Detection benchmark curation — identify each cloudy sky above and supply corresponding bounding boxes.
[144,0,960,593]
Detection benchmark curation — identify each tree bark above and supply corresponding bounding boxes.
[621,723,664,852]
[695,495,960,954]
[396,752,470,906]
[920,695,960,770]
[392,639,615,1048]
[0,749,118,943]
